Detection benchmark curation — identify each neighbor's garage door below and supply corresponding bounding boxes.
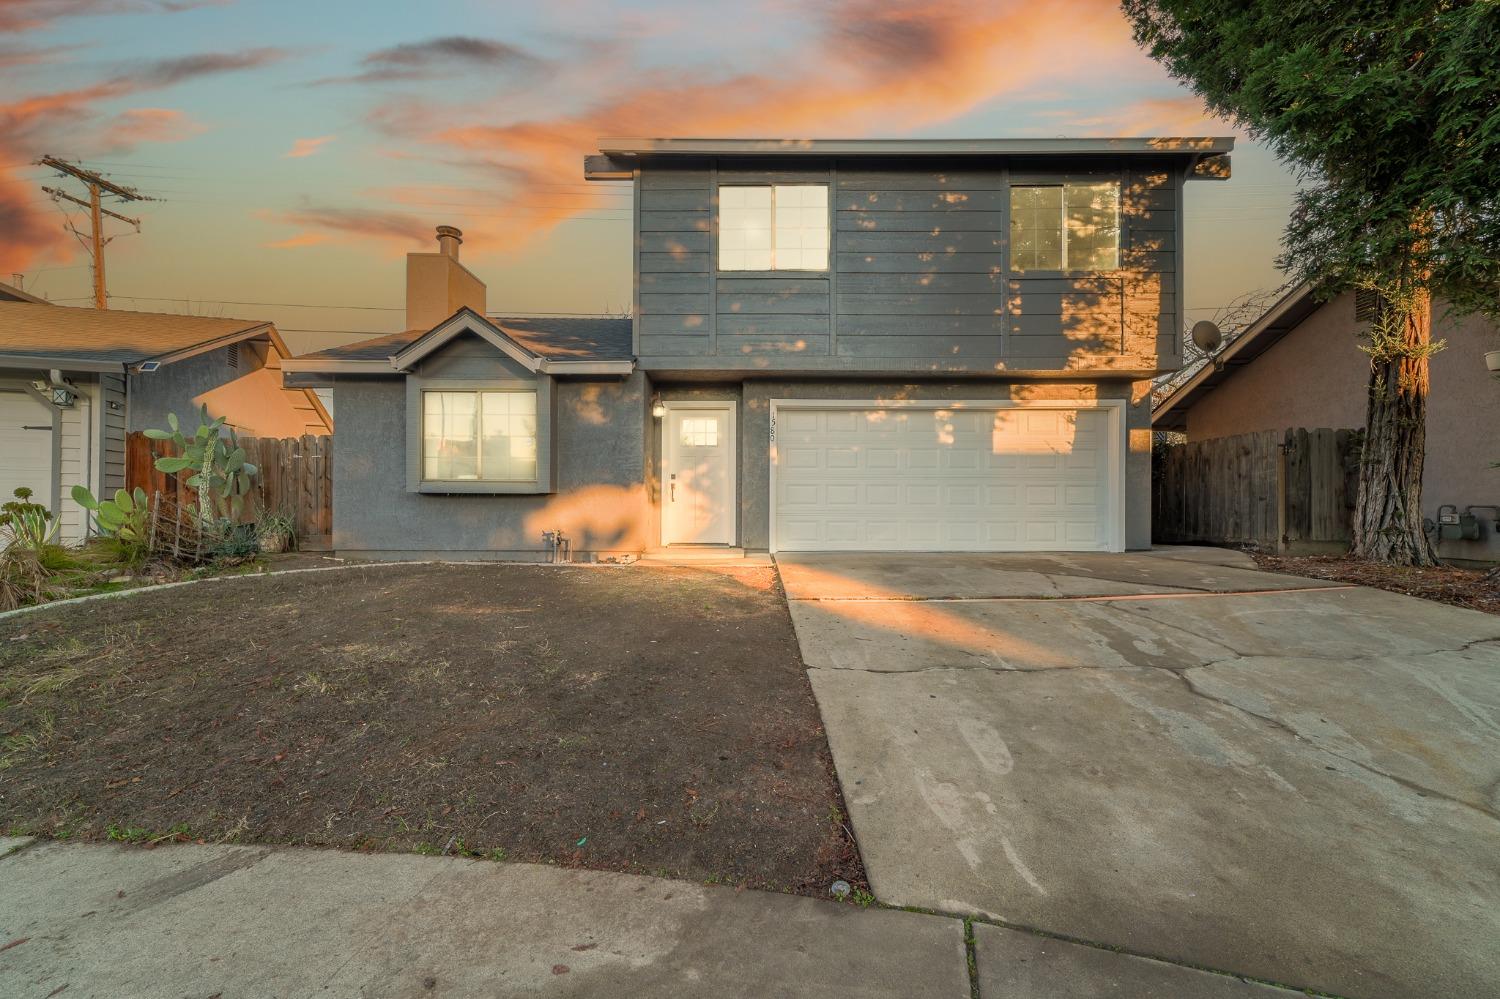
[0,390,54,511]
[772,405,1116,552]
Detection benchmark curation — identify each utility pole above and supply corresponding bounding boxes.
[37,155,157,310]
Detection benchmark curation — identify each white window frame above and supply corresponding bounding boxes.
[405,375,554,495]
[1009,180,1121,273]
[421,388,538,484]
[717,183,830,273]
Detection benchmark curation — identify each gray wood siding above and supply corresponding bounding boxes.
[632,157,1182,373]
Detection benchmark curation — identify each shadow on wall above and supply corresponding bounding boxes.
[522,483,651,555]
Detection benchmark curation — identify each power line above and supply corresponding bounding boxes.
[36,155,159,310]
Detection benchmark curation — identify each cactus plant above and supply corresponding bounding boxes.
[0,487,59,551]
[71,485,152,564]
[144,406,258,528]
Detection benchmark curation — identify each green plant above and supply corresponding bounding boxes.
[0,487,59,551]
[145,407,258,528]
[0,541,49,611]
[71,486,152,566]
[255,508,297,553]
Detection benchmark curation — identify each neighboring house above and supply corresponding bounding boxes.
[0,280,49,304]
[1153,283,1500,563]
[0,303,331,543]
[284,136,1233,561]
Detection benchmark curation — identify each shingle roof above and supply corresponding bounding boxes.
[0,301,272,367]
[298,316,634,363]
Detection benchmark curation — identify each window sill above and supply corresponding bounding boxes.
[715,269,830,277]
[416,481,550,496]
[1008,269,1125,280]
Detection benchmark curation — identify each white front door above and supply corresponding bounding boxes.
[663,404,735,545]
[0,390,54,511]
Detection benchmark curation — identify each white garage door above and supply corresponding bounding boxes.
[0,390,54,510]
[772,404,1118,552]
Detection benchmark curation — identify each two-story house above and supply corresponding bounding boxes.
[283,137,1232,560]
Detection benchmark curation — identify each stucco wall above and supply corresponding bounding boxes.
[656,378,1152,551]
[1182,293,1500,561]
[129,342,326,438]
[332,371,649,560]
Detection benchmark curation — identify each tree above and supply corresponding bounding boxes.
[1122,0,1500,565]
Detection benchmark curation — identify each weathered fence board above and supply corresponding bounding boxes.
[126,431,332,550]
[1153,428,1361,550]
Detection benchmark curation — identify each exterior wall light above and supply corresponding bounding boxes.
[651,396,667,419]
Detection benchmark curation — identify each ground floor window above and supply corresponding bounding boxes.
[422,389,537,482]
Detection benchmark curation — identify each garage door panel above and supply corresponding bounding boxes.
[774,405,1115,552]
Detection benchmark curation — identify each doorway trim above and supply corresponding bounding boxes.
[660,399,737,546]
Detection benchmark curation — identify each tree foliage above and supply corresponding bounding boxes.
[1122,0,1500,316]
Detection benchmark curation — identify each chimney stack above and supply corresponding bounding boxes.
[435,225,463,259]
[406,224,486,331]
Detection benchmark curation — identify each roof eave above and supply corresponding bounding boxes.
[0,354,126,373]
[596,136,1235,157]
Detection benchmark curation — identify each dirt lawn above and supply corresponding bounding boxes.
[0,563,864,894]
[1252,552,1500,615]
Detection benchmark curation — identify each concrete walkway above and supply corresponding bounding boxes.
[0,837,1302,997]
[780,549,1500,999]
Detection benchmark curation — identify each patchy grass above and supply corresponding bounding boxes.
[0,562,866,896]
[1252,552,1500,615]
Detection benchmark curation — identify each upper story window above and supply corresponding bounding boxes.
[718,184,829,271]
[422,389,537,482]
[1009,181,1120,272]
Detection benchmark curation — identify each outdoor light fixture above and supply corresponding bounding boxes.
[50,385,76,408]
[651,395,667,419]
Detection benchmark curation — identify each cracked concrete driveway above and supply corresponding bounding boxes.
[781,549,1500,999]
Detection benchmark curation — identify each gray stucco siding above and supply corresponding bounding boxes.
[333,372,648,560]
[127,344,243,432]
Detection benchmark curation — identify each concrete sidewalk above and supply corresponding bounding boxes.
[0,838,1301,997]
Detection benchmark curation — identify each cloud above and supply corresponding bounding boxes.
[265,231,332,249]
[284,134,335,158]
[0,43,81,69]
[279,206,430,245]
[0,44,292,272]
[327,0,1138,252]
[1049,96,1228,135]
[0,0,229,33]
[95,107,207,153]
[312,35,539,86]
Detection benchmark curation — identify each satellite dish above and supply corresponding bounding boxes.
[1190,320,1223,355]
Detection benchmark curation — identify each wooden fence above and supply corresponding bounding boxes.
[1153,428,1362,550]
[125,431,332,550]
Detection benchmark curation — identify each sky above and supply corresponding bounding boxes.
[1,0,1301,354]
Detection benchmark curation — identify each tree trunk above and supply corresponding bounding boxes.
[1350,287,1440,565]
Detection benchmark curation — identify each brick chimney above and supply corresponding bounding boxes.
[406,225,487,331]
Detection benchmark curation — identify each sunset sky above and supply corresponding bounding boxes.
[2,0,1300,354]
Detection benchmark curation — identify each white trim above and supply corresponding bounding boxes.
[391,309,542,373]
[660,400,738,547]
[537,359,635,375]
[767,398,1127,554]
[280,358,391,374]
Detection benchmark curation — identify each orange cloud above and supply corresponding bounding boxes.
[0,46,289,272]
[96,107,206,153]
[1049,95,1231,136]
[285,135,336,158]
[331,0,1136,253]
[266,232,333,249]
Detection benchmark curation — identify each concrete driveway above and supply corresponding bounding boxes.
[780,549,1500,999]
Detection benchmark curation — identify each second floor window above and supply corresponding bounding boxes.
[1010,181,1120,272]
[718,184,829,271]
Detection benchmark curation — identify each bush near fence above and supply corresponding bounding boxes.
[125,432,332,550]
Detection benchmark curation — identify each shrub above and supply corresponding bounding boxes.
[0,541,48,611]
[0,487,59,552]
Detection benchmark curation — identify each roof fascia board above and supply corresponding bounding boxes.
[598,137,1235,157]
[280,358,394,375]
[390,308,542,373]
[0,354,124,373]
[134,322,275,369]
[1152,282,1315,422]
[538,359,635,375]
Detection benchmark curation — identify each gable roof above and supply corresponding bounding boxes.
[1153,283,1322,431]
[286,312,634,375]
[0,301,278,371]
